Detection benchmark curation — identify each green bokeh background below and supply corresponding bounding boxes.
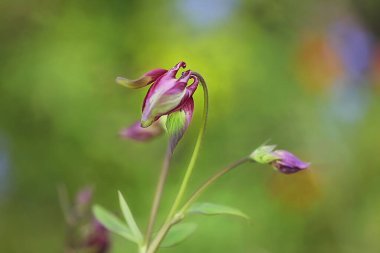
[1,0,380,252]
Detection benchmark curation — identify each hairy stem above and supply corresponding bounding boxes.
[144,145,172,247]
[166,72,209,219]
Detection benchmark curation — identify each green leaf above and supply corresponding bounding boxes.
[160,223,197,248]
[93,205,137,243]
[118,191,143,242]
[187,202,250,220]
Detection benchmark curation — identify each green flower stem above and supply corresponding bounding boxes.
[146,214,183,253]
[146,157,250,253]
[179,157,250,213]
[139,245,147,253]
[146,72,208,253]
[166,72,209,220]
[144,145,173,246]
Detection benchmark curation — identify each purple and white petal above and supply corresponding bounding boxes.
[120,121,164,141]
[140,63,199,127]
[271,150,310,174]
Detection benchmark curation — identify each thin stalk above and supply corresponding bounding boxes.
[146,214,182,253]
[179,157,250,213]
[57,184,73,225]
[166,72,209,219]
[144,145,172,246]
[139,245,147,253]
[147,157,250,253]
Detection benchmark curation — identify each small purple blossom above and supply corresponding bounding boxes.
[120,121,164,142]
[61,187,111,253]
[271,150,310,174]
[74,186,94,216]
[250,145,310,174]
[76,186,93,206]
[86,219,111,253]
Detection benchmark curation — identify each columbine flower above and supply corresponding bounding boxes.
[250,145,310,174]
[117,62,199,151]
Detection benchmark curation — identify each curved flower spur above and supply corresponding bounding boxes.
[117,62,199,152]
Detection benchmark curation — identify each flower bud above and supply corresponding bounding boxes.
[86,219,110,253]
[249,145,279,164]
[271,150,310,174]
[250,145,310,174]
[120,120,164,141]
[62,187,111,253]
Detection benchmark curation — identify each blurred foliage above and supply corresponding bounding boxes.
[1,0,380,253]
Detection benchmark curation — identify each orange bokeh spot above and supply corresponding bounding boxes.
[371,45,380,93]
[268,168,322,211]
[295,33,344,93]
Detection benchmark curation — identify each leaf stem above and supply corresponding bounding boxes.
[179,157,250,213]
[146,214,183,253]
[145,145,173,246]
[166,72,209,220]
[146,157,250,253]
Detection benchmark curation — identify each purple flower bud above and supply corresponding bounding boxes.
[250,146,310,174]
[271,150,310,174]
[120,120,164,142]
[62,187,111,253]
[86,219,110,253]
[74,186,94,217]
[75,186,93,207]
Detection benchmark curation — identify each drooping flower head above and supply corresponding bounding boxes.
[250,145,310,174]
[117,62,199,152]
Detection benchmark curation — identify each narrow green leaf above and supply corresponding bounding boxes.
[187,202,250,220]
[160,223,197,248]
[93,205,137,243]
[118,191,143,242]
